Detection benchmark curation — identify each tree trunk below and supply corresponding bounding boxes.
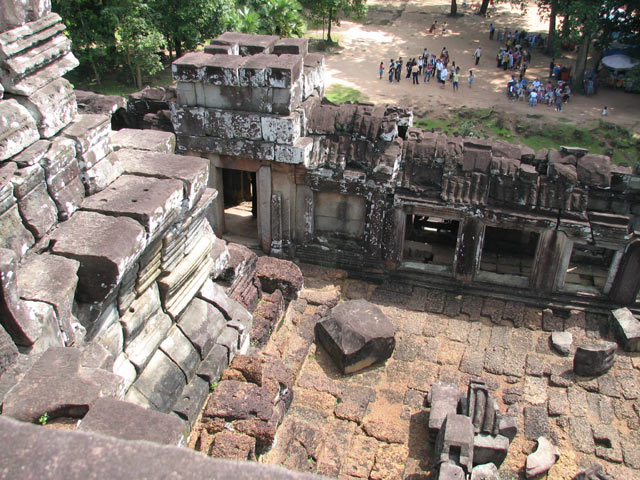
[136,65,142,90]
[327,8,333,43]
[573,31,590,91]
[175,39,183,59]
[546,0,557,55]
[450,0,457,16]
[478,0,490,15]
[90,59,101,85]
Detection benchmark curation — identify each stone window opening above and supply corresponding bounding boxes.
[477,226,539,287]
[561,243,618,295]
[402,215,459,273]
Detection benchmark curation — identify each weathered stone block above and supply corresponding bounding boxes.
[611,307,640,352]
[12,77,76,138]
[177,297,226,360]
[125,309,172,372]
[273,38,308,56]
[315,299,395,374]
[60,114,110,155]
[82,174,183,238]
[17,182,57,238]
[172,52,245,85]
[256,256,303,300]
[261,112,300,144]
[274,137,313,165]
[172,375,209,429]
[132,349,187,412]
[578,154,611,188]
[80,151,123,195]
[0,99,39,161]
[0,322,18,374]
[573,342,616,377]
[473,434,509,467]
[197,343,229,384]
[49,175,83,220]
[212,32,279,56]
[160,326,200,381]
[0,204,34,258]
[435,413,474,473]
[526,437,560,479]
[49,211,146,302]
[119,282,161,345]
[110,128,176,153]
[17,253,79,346]
[79,396,185,445]
[117,148,208,211]
[198,278,252,326]
[10,138,49,167]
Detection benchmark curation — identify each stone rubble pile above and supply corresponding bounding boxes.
[427,379,519,479]
[0,0,289,441]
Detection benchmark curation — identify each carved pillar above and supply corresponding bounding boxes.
[271,192,282,254]
[257,165,271,253]
[389,207,406,264]
[453,217,485,282]
[530,230,571,293]
[609,240,640,305]
[363,194,385,263]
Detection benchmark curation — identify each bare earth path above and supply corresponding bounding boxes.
[314,0,640,132]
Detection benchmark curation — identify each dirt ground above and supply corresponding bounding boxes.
[311,0,640,133]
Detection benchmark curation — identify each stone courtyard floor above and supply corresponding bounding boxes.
[259,264,640,480]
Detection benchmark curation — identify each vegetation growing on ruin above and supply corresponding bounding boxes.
[325,84,369,103]
[415,107,640,166]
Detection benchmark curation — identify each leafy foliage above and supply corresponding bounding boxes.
[301,0,367,43]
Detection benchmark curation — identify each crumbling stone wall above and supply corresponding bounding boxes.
[0,2,259,436]
[172,33,640,306]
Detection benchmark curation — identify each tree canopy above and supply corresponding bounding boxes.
[301,0,367,43]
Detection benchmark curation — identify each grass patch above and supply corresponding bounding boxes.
[326,84,369,103]
[413,107,640,166]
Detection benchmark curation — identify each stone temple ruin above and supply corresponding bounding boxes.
[1,2,640,479]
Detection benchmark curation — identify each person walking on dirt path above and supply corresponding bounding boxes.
[440,66,448,88]
[473,47,482,66]
[429,20,438,34]
[379,61,384,79]
[424,56,434,82]
[452,67,460,91]
[412,62,420,84]
[489,24,495,40]
[388,59,395,82]
[468,69,474,88]
[395,57,403,82]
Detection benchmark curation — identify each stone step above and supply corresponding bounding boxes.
[0,99,39,161]
[110,128,176,154]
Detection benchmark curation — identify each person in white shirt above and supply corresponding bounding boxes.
[473,46,482,65]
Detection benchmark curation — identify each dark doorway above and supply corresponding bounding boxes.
[222,169,258,246]
[479,226,539,282]
[403,215,460,272]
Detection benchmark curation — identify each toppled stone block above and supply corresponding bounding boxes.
[110,128,176,153]
[611,307,640,352]
[198,278,252,327]
[428,382,461,438]
[48,211,146,302]
[12,77,76,138]
[49,175,84,220]
[315,299,395,374]
[205,379,275,421]
[17,253,79,346]
[79,396,185,445]
[196,343,228,384]
[439,463,465,480]
[1,346,124,422]
[551,331,573,356]
[473,434,509,467]
[82,174,183,238]
[116,149,208,211]
[470,463,499,480]
[0,323,18,374]
[256,256,303,301]
[436,413,474,473]
[173,374,209,430]
[573,464,613,480]
[75,89,126,116]
[573,342,616,377]
[0,99,39,161]
[498,415,518,442]
[526,437,560,478]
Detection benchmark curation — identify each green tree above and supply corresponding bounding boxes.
[52,0,118,84]
[301,0,367,43]
[260,0,306,37]
[113,1,165,88]
[149,0,237,59]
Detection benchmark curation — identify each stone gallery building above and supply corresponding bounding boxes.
[0,0,640,477]
[171,32,640,308]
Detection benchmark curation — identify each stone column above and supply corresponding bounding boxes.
[453,217,485,282]
[530,230,571,293]
[388,207,406,265]
[257,165,271,253]
[363,195,386,263]
[271,192,282,254]
[206,165,224,237]
[294,185,314,245]
[609,240,640,305]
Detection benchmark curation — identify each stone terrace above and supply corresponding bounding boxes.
[254,264,640,480]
